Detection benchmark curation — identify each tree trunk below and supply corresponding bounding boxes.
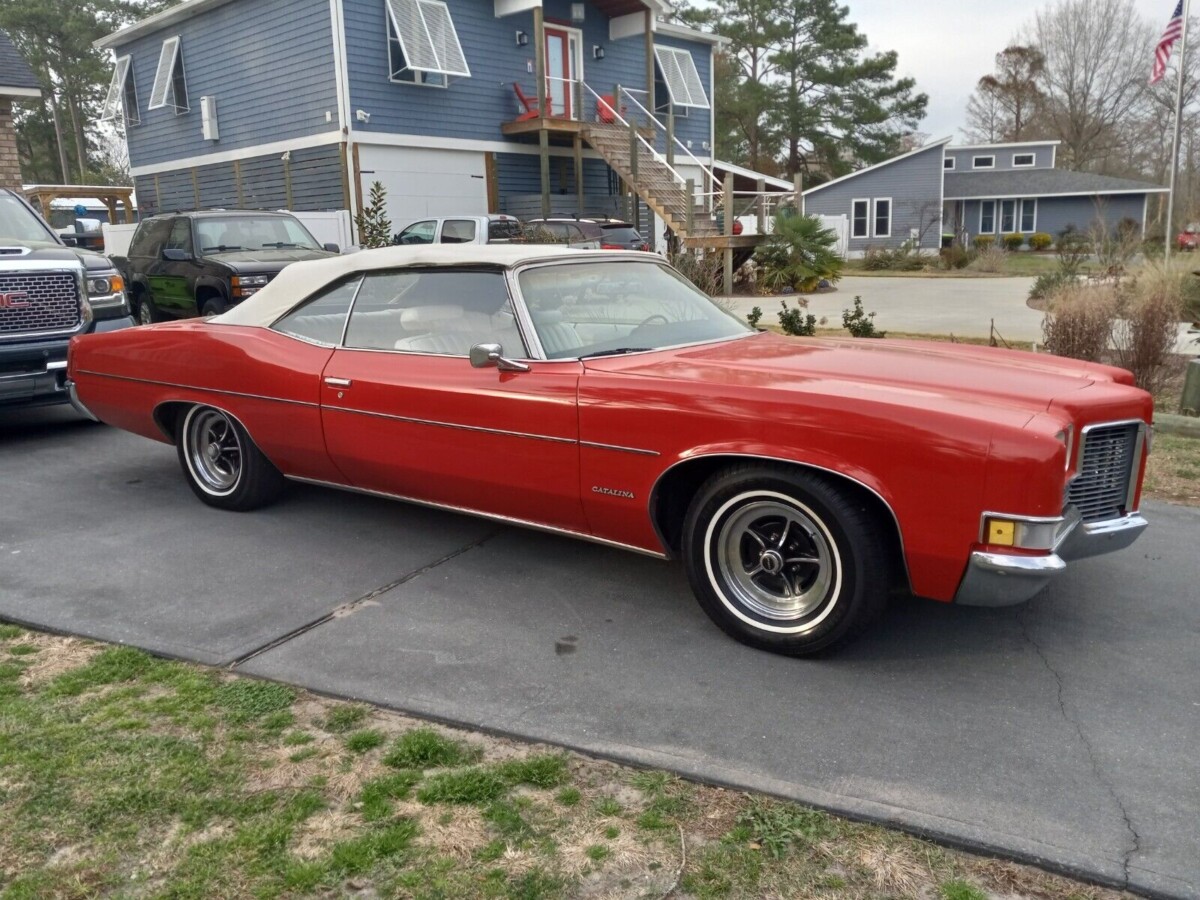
[47,94,69,183]
[66,89,87,182]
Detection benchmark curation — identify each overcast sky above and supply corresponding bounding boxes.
[844,0,1178,140]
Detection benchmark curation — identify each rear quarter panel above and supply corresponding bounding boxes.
[69,322,342,482]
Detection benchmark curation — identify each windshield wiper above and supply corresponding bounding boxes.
[259,241,300,248]
[202,245,244,252]
[578,347,654,359]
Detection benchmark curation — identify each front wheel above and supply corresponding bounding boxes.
[682,464,890,656]
[175,405,285,511]
[200,297,228,317]
[137,296,160,325]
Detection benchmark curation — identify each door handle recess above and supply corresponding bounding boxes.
[324,377,352,387]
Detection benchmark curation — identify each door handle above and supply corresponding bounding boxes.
[324,377,352,387]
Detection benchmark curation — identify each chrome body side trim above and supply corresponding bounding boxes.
[579,440,660,456]
[646,453,910,582]
[285,475,669,559]
[321,403,576,444]
[77,370,321,408]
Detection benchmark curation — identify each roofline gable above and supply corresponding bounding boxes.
[803,136,953,196]
[950,140,1062,151]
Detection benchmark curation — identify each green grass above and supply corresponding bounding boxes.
[0,627,1123,900]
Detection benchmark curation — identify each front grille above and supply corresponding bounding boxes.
[0,271,83,336]
[1067,422,1141,522]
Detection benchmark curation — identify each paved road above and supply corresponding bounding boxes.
[2,407,1198,899]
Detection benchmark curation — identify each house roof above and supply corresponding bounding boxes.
[0,30,41,97]
[803,136,952,196]
[950,140,1061,151]
[944,170,1168,200]
[713,159,792,191]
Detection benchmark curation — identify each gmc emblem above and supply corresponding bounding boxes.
[0,291,31,309]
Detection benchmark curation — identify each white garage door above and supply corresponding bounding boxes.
[357,144,488,230]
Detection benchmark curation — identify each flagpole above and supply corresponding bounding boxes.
[1166,0,1191,262]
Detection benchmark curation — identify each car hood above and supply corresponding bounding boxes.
[202,248,335,268]
[585,332,1143,420]
[1,238,115,271]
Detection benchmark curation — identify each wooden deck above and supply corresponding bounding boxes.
[680,234,765,250]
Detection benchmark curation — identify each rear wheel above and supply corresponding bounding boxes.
[682,464,890,656]
[175,405,285,511]
[137,295,160,325]
[200,297,228,317]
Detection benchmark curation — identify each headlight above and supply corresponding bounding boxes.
[85,269,128,313]
[232,275,270,287]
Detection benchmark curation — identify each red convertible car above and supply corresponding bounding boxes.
[67,246,1152,656]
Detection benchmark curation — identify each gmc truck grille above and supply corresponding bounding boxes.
[0,272,82,337]
[1067,422,1141,522]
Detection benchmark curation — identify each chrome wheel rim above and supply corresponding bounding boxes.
[184,408,242,495]
[138,303,152,325]
[715,498,834,621]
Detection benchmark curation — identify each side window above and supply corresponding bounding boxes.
[440,219,477,244]
[131,219,170,256]
[343,269,525,357]
[396,221,436,245]
[543,222,570,241]
[164,218,192,253]
[566,224,586,242]
[272,276,362,345]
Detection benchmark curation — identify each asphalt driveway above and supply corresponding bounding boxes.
[2,407,1197,899]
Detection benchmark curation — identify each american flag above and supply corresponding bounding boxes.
[1151,1,1185,85]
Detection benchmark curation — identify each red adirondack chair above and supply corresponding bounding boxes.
[512,82,544,121]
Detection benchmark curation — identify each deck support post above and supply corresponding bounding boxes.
[629,114,640,232]
[793,172,803,215]
[666,101,674,171]
[535,6,550,218]
[723,171,734,296]
[573,134,584,216]
[756,177,765,234]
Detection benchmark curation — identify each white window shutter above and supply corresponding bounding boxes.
[654,46,709,109]
[148,37,180,110]
[387,0,470,77]
[101,56,131,121]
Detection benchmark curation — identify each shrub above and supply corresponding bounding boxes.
[746,306,763,328]
[972,235,995,250]
[841,296,884,338]
[968,243,1007,273]
[1001,233,1025,251]
[1056,227,1091,276]
[1029,270,1073,302]
[939,245,974,270]
[356,181,392,249]
[1028,232,1053,251]
[1111,267,1186,393]
[1041,283,1117,363]
[755,213,844,292]
[669,249,724,297]
[861,246,924,271]
[778,299,816,336]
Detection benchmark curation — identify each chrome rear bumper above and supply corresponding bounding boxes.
[955,512,1148,607]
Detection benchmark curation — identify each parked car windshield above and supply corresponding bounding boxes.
[195,216,322,253]
[518,260,753,359]
[0,192,56,243]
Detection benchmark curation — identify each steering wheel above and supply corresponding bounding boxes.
[638,314,670,327]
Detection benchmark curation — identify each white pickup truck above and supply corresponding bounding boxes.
[393,214,524,246]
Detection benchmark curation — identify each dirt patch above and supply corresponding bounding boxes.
[413,805,488,861]
[16,635,100,688]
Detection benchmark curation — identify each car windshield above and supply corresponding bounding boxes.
[518,260,753,359]
[0,192,56,243]
[195,216,322,253]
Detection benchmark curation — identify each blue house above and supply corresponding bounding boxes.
[803,138,1168,255]
[95,0,740,245]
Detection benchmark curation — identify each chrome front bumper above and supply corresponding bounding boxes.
[954,512,1148,607]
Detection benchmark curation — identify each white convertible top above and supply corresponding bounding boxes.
[213,244,649,327]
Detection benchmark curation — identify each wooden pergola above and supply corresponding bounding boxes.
[23,184,136,224]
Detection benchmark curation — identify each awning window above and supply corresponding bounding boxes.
[386,0,471,78]
[101,55,139,125]
[148,36,189,112]
[653,46,708,109]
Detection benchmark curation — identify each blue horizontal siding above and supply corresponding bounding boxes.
[344,0,713,150]
[956,194,1147,241]
[945,144,1056,173]
[115,0,337,168]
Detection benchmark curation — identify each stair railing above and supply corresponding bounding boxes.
[615,86,719,199]
[578,80,688,190]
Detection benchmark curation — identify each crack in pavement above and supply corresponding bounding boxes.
[226,530,500,669]
[1017,607,1140,889]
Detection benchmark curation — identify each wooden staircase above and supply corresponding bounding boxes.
[582,122,720,242]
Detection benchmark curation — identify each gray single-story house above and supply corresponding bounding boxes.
[803,138,1168,255]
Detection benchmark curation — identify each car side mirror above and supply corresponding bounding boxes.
[59,233,80,247]
[323,242,340,253]
[469,342,530,373]
[162,248,191,261]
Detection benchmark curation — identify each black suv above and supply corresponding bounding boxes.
[0,188,134,410]
[120,210,339,323]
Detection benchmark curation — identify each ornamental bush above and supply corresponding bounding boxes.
[972,235,995,250]
[1028,232,1053,251]
[755,213,844,292]
[1002,233,1025,251]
